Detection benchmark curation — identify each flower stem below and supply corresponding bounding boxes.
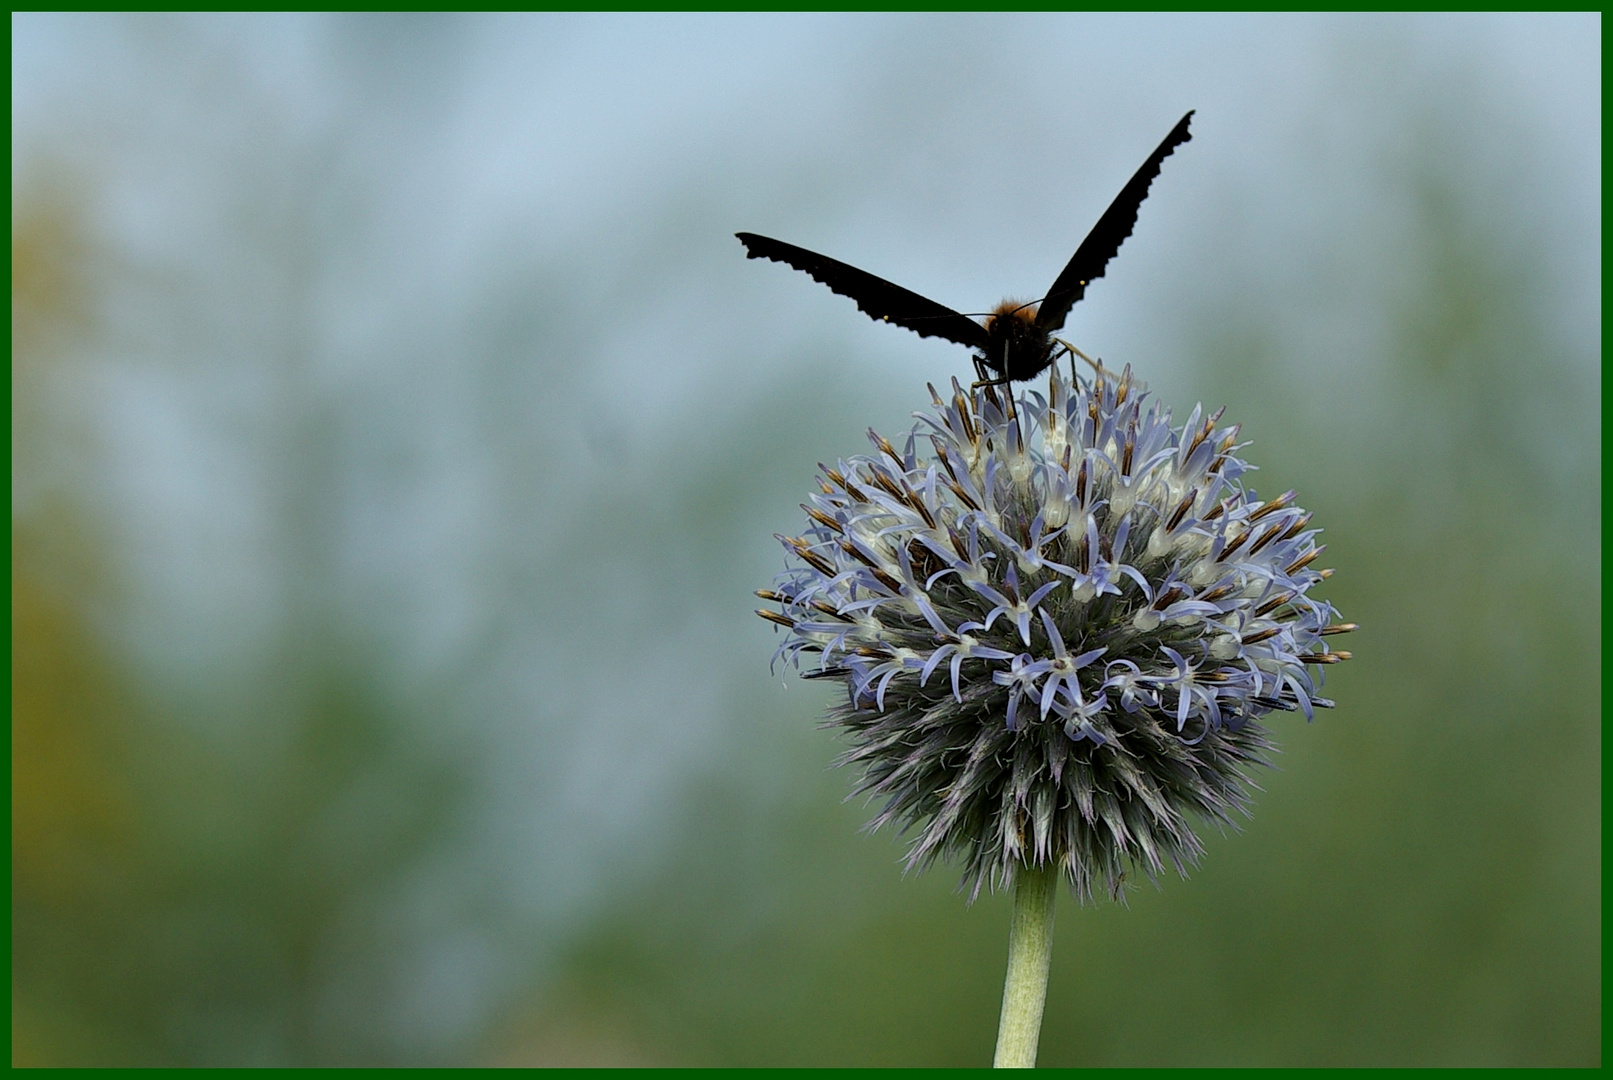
[993,862,1058,1068]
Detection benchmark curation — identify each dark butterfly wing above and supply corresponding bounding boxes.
[1035,111,1195,333]
[736,232,991,350]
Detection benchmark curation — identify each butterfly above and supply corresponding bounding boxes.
[737,111,1194,387]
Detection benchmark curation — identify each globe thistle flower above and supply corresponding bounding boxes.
[758,365,1352,904]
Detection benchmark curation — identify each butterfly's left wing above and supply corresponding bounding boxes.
[737,232,990,350]
[1035,111,1195,333]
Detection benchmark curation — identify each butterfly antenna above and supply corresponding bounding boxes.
[953,301,1039,320]
[906,311,985,323]
[911,304,1035,322]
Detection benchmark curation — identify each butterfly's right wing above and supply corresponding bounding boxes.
[736,232,990,350]
[1035,111,1195,333]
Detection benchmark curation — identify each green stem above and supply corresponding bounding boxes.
[992,863,1058,1068]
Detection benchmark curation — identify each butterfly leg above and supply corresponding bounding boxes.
[969,370,1019,423]
[968,355,1010,412]
[1054,338,1146,393]
[1054,338,1110,380]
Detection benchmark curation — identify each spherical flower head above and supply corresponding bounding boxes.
[758,365,1352,903]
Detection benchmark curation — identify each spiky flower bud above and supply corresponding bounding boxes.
[759,366,1351,902]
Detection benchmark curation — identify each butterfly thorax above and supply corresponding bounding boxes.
[982,300,1055,382]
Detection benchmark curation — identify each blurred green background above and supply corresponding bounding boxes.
[11,13,1599,1067]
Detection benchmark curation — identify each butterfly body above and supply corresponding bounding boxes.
[738,110,1195,385]
[982,300,1055,382]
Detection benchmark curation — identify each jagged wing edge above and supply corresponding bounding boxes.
[1035,111,1195,333]
[737,232,990,350]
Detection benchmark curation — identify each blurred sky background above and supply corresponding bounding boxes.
[11,12,1600,1067]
